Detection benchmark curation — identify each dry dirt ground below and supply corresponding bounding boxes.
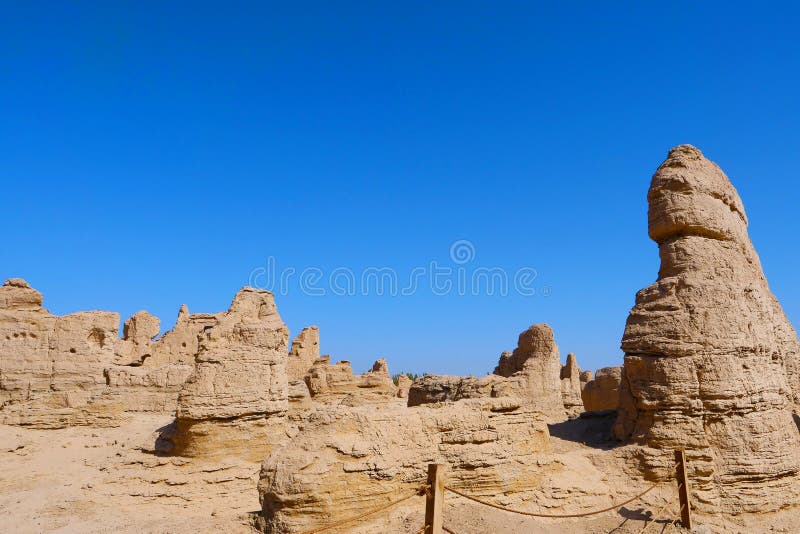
[0,414,259,534]
[1,413,797,533]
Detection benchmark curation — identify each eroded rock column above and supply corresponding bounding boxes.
[614,145,800,514]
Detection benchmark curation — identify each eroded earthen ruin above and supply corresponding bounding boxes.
[581,366,622,412]
[614,145,800,513]
[2,144,800,533]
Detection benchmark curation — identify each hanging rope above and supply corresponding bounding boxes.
[300,485,428,534]
[444,479,663,519]
[299,464,681,532]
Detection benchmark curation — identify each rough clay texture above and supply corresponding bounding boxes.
[114,311,161,366]
[304,355,397,404]
[9,409,738,534]
[406,324,565,421]
[579,370,594,390]
[258,398,553,533]
[581,366,622,412]
[287,326,319,382]
[108,304,216,413]
[0,279,225,427]
[6,145,800,532]
[395,374,412,398]
[0,279,123,428]
[560,353,584,417]
[170,287,289,460]
[613,145,800,514]
[406,373,502,406]
[494,324,565,420]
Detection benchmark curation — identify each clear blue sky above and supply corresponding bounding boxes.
[2,2,799,376]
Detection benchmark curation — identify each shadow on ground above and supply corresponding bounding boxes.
[547,410,620,450]
[610,506,676,533]
[150,419,177,455]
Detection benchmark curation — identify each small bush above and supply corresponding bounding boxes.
[392,372,420,386]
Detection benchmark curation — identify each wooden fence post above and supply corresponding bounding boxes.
[674,448,693,530]
[424,463,445,534]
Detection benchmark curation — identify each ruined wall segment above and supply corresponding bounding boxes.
[170,287,289,460]
[581,366,621,412]
[0,279,123,427]
[493,324,565,419]
[0,279,246,426]
[560,352,584,417]
[287,326,319,381]
[304,355,397,405]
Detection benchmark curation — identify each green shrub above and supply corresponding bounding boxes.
[392,372,420,386]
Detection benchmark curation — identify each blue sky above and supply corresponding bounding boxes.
[2,2,800,376]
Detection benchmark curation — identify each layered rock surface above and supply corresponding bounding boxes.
[0,278,228,426]
[560,353,584,417]
[287,326,319,381]
[258,398,551,533]
[579,370,593,390]
[493,324,565,419]
[304,356,397,404]
[613,145,800,513]
[407,373,501,406]
[408,324,565,419]
[0,279,123,427]
[113,311,161,367]
[169,287,289,460]
[107,305,216,412]
[581,366,621,412]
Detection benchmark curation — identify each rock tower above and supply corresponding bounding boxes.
[614,145,800,513]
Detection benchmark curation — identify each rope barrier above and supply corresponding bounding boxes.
[298,463,684,533]
[444,479,663,519]
[299,485,428,534]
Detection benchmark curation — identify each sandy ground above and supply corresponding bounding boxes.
[0,414,260,534]
[1,413,797,533]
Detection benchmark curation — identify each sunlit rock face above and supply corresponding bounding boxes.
[560,352,584,417]
[406,324,566,421]
[0,278,123,428]
[0,277,233,426]
[170,287,290,460]
[581,366,621,412]
[614,145,800,514]
[287,326,319,382]
[493,323,566,420]
[258,398,551,533]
